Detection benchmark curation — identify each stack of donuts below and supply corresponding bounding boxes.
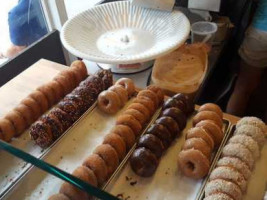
[204,117,266,200]
[97,78,135,114]
[0,60,88,143]
[178,103,224,179]
[29,69,112,148]
[130,93,194,177]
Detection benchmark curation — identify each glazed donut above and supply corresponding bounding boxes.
[137,89,159,108]
[196,120,224,147]
[0,119,16,142]
[186,127,214,150]
[83,154,108,186]
[205,179,242,200]
[103,133,127,161]
[204,193,234,200]
[146,124,172,149]
[54,75,72,95]
[116,114,142,136]
[236,117,267,135]
[115,78,135,97]
[178,149,210,179]
[5,110,27,136]
[172,93,194,115]
[109,85,128,105]
[146,85,164,104]
[161,107,187,130]
[229,135,260,160]
[95,69,113,90]
[50,108,72,131]
[183,138,212,158]
[37,84,56,106]
[133,97,155,116]
[97,90,121,114]
[15,104,35,126]
[234,124,265,149]
[30,90,49,113]
[198,103,223,118]
[163,98,187,114]
[193,111,223,129]
[222,143,254,169]
[130,147,158,177]
[127,103,150,122]
[70,60,88,80]
[124,109,146,125]
[49,194,70,200]
[217,157,251,180]
[209,166,247,192]
[137,134,164,158]
[111,125,136,150]
[21,97,41,120]
[94,144,119,176]
[155,116,180,138]
[49,80,65,100]
[41,114,63,139]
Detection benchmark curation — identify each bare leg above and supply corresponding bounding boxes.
[226,60,263,116]
[0,44,26,59]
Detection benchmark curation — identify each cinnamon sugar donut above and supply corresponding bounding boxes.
[146,124,172,149]
[209,166,247,192]
[236,117,267,136]
[37,84,56,106]
[229,135,260,159]
[137,89,159,108]
[204,193,234,200]
[0,119,15,142]
[217,157,251,180]
[0,133,3,140]
[124,109,146,125]
[98,90,121,114]
[83,154,108,186]
[222,143,254,169]
[178,149,210,179]
[15,104,34,126]
[58,69,76,89]
[49,194,70,200]
[111,125,135,150]
[193,111,223,128]
[127,103,150,122]
[183,138,212,158]
[109,85,128,105]
[30,120,53,148]
[103,133,126,161]
[115,78,135,97]
[155,116,180,138]
[21,97,41,120]
[133,97,155,115]
[199,103,223,118]
[73,166,98,186]
[30,90,49,113]
[116,114,142,136]
[186,127,214,150]
[196,120,224,147]
[70,60,88,79]
[49,80,65,100]
[161,107,187,130]
[205,179,242,200]
[5,110,27,136]
[71,67,84,84]
[146,85,164,104]
[54,75,72,95]
[94,144,119,176]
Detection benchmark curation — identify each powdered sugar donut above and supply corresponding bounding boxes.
[236,117,267,136]
[204,193,234,200]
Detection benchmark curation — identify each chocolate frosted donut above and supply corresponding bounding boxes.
[30,90,49,113]
[137,134,164,158]
[37,84,56,106]
[72,85,95,105]
[193,111,223,129]
[146,85,164,104]
[30,120,53,148]
[54,75,72,95]
[83,154,108,186]
[109,85,128,106]
[162,107,187,130]
[146,124,172,149]
[21,97,41,120]
[0,119,16,142]
[183,138,212,158]
[133,97,155,115]
[64,94,88,113]
[130,147,158,177]
[50,108,72,131]
[103,133,126,161]
[71,60,88,80]
[199,103,223,118]
[172,93,194,115]
[137,90,159,108]
[155,116,180,138]
[163,98,187,114]
[95,69,113,90]
[124,109,146,125]
[178,149,210,179]
[186,127,214,150]
[49,194,70,200]
[94,144,119,176]
[127,103,150,122]
[111,125,136,150]
[5,110,27,136]
[15,104,34,126]
[116,114,142,136]
[58,100,80,123]
[115,78,135,97]
[40,114,63,139]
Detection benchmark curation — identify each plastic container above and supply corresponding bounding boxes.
[191,21,218,45]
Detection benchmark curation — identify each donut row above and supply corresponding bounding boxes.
[178,103,224,179]
[97,78,135,114]
[29,69,112,148]
[130,93,194,177]
[204,117,266,200]
[48,86,163,200]
[0,60,88,143]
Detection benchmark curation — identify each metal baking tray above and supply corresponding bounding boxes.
[198,125,267,200]
[0,102,97,199]
[1,100,162,200]
[101,113,231,200]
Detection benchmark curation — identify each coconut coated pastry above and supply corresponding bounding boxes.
[236,116,267,135]
[203,193,234,200]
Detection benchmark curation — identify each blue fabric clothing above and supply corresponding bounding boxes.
[253,0,267,31]
[8,0,48,46]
